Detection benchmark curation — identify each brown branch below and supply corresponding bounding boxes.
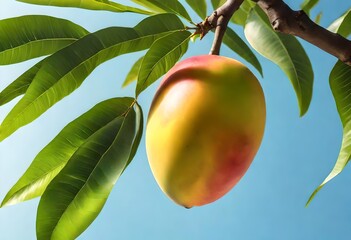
[194,0,244,55]
[252,0,351,65]
[209,0,244,55]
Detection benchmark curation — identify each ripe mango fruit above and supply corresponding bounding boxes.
[146,55,266,208]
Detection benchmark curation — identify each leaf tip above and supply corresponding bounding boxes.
[305,185,323,207]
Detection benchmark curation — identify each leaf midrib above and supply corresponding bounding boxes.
[0,38,80,57]
[255,8,302,99]
[51,112,132,237]
[139,32,190,91]
[3,29,179,127]
[2,111,128,206]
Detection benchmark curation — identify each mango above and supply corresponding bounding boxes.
[146,55,266,208]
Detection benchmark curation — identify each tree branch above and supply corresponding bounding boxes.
[209,0,244,55]
[194,0,244,55]
[252,0,351,65]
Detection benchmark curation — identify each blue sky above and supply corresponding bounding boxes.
[1,0,351,239]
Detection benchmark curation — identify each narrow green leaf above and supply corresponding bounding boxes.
[136,30,191,96]
[131,0,192,22]
[36,99,140,240]
[1,97,135,207]
[17,0,152,14]
[244,6,314,116]
[231,0,254,26]
[0,15,89,65]
[122,56,144,88]
[125,101,144,168]
[300,0,320,15]
[223,27,262,76]
[307,61,351,206]
[0,60,44,106]
[328,9,351,37]
[0,13,184,141]
[186,0,207,19]
[314,12,322,24]
[211,0,253,26]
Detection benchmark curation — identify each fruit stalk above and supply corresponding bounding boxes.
[209,0,244,55]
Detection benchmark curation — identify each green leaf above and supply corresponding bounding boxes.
[131,0,192,22]
[231,0,254,26]
[300,0,320,15]
[136,30,191,96]
[211,0,253,26]
[0,13,184,141]
[223,27,262,76]
[36,98,141,240]
[122,56,144,88]
[17,0,152,14]
[0,60,44,106]
[244,6,314,116]
[186,0,207,19]
[314,12,322,24]
[0,15,88,65]
[1,97,137,207]
[124,101,144,169]
[307,61,351,206]
[328,9,351,37]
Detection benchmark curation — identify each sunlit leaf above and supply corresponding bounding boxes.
[186,0,207,19]
[122,56,144,88]
[136,30,191,96]
[223,27,262,76]
[36,98,142,240]
[0,60,44,106]
[328,9,351,37]
[307,61,351,206]
[17,0,152,14]
[231,1,253,26]
[300,0,320,16]
[244,6,314,116]
[131,0,192,22]
[211,0,253,26]
[0,13,184,141]
[125,101,143,168]
[1,97,137,207]
[0,15,88,65]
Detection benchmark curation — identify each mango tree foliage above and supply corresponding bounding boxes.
[223,27,262,76]
[17,0,152,14]
[328,9,351,37]
[244,6,313,116]
[307,61,351,205]
[185,0,207,20]
[122,56,144,87]
[307,15,351,204]
[0,15,89,65]
[0,13,185,141]
[0,0,350,239]
[300,0,320,16]
[130,0,193,22]
[136,30,192,96]
[1,98,142,207]
[0,60,44,106]
[36,98,142,240]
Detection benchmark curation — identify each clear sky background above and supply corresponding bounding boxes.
[0,0,351,239]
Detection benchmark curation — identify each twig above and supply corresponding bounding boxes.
[194,0,244,55]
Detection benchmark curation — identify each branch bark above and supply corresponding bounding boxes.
[204,0,351,65]
[253,0,351,65]
[208,0,244,55]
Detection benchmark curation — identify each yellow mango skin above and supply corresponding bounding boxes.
[146,55,266,208]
